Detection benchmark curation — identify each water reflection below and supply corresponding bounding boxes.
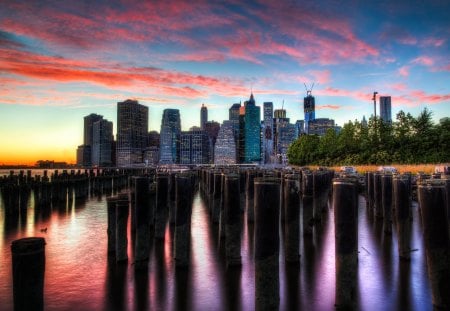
[0,184,435,310]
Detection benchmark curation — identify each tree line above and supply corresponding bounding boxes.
[287,108,450,166]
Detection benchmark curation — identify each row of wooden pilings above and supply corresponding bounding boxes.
[365,171,450,309]
[8,166,450,310]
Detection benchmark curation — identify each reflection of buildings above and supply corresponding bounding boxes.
[180,130,210,164]
[159,109,181,164]
[214,120,236,164]
[309,118,341,136]
[116,99,148,167]
[379,96,392,123]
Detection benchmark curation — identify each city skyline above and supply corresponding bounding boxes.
[1,1,449,165]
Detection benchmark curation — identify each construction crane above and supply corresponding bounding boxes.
[304,82,315,96]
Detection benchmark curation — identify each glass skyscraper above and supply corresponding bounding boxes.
[200,104,208,130]
[243,93,261,163]
[159,109,181,164]
[304,93,315,134]
[92,119,113,167]
[116,99,148,167]
[180,130,209,164]
[263,102,274,164]
[214,120,236,164]
[379,96,392,123]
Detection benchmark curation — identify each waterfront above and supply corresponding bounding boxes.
[0,173,433,310]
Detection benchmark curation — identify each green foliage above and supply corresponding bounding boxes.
[287,108,450,166]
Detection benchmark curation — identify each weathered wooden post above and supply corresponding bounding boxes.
[382,174,393,234]
[224,174,241,266]
[11,237,46,311]
[246,170,256,223]
[106,196,117,256]
[313,170,329,224]
[418,181,450,309]
[168,172,176,225]
[174,174,193,267]
[212,172,222,224]
[374,173,383,218]
[333,179,358,310]
[284,174,300,263]
[116,193,129,263]
[254,177,280,310]
[155,174,169,239]
[302,170,314,236]
[135,177,151,268]
[393,176,412,260]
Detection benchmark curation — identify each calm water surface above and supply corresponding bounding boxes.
[0,175,432,310]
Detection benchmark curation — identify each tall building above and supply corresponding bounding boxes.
[263,102,274,164]
[205,121,220,163]
[379,96,392,123]
[92,119,113,167]
[214,120,237,164]
[278,123,297,164]
[229,103,241,137]
[116,99,148,167]
[200,104,208,130]
[304,92,316,134]
[82,113,103,166]
[180,130,210,164]
[273,109,290,156]
[309,118,340,136]
[243,93,261,163]
[159,109,181,164]
[295,120,305,137]
[76,145,91,167]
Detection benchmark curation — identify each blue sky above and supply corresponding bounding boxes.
[0,0,449,164]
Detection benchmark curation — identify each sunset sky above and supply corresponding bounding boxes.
[1,0,449,165]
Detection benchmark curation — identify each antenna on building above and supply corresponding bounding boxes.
[304,82,315,96]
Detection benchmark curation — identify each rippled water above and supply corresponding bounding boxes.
[0,182,432,310]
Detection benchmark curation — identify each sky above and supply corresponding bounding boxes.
[1,0,449,165]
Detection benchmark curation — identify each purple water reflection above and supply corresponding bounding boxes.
[0,186,432,310]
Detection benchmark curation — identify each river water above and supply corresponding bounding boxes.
[0,177,432,310]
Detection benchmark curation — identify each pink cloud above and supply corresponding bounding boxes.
[398,66,409,77]
[412,56,434,66]
[317,104,341,110]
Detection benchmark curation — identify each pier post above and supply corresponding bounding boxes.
[135,177,151,267]
[418,182,450,309]
[302,170,314,236]
[155,174,169,239]
[212,172,222,224]
[11,237,46,311]
[224,174,241,266]
[374,173,383,218]
[106,197,117,256]
[254,177,280,310]
[382,174,393,234]
[333,180,358,310]
[174,174,193,267]
[393,176,412,260]
[284,174,300,263]
[116,193,129,263]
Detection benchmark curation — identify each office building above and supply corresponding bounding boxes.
[159,109,181,164]
[295,120,305,137]
[214,120,237,164]
[229,103,241,138]
[304,92,316,134]
[243,93,261,163]
[76,145,91,167]
[200,104,208,130]
[379,96,392,123]
[205,121,220,163]
[309,118,340,136]
[92,119,113,167]
[263,102,274,163]
[116,99,148,167]
[180,130,210,164]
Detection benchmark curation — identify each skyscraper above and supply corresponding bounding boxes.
[263,102,274,164]
[92,119,113,167]
[116,99,148,167]
[82,113,103,166]
[379,96,392,123]
[180,130,210,164]
[205,120,220,163]
[214,120,236,164]
[229,103,241,137]
[304,92,316,134]
[159,109,181,164]
[200,104,208,130]
[243,93,261,163]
